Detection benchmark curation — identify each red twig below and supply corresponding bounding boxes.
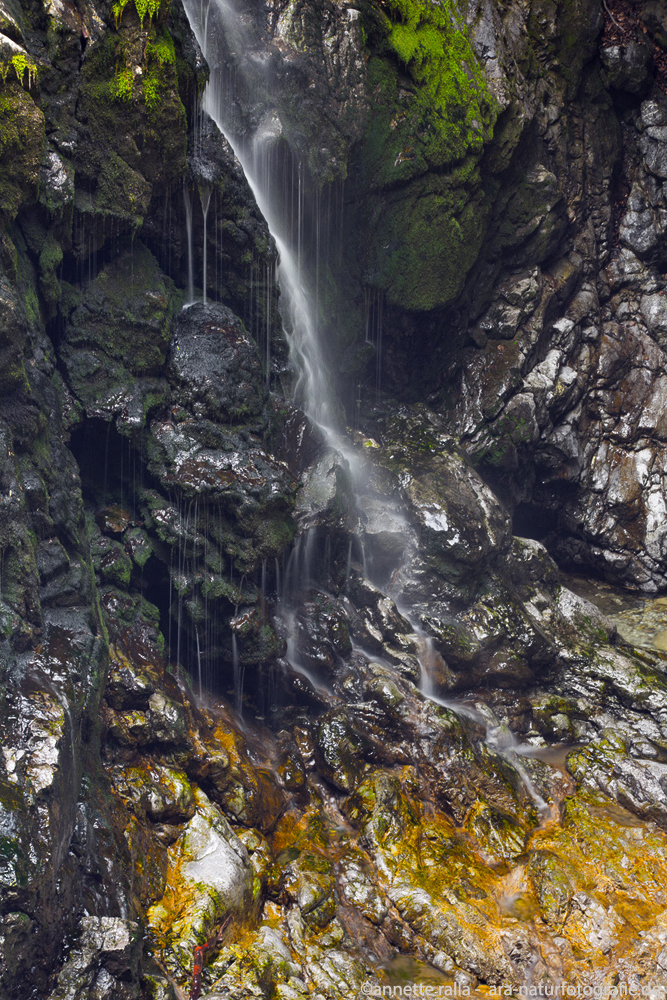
[188,915,232,1000]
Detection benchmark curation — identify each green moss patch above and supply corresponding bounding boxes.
[361,0,497,188]
[76,26,187,226]
[112,0,162,28]
[355,0,497,311]
[0,82,45,223]
[362,163,487,310]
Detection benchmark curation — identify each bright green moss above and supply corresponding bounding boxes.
[110,66,133,102]
[0,53,37,100]
[143,70,159,108]
[356,0,497,310]
[365,0,496,179]
[112,0,161,28]
[10,52,36,88]
[387,0,491,155]
[146,30,175,66]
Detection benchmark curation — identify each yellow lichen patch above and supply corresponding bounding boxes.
[401,814,490,899]
[146,859,208,965]
[526,791,667,970]
[349,772,500,903]
[533,792,667,906]
[205,719,284,830]
[270,791,351,859]
[209,721,245,766]
[271,809,313,857]
[146,788,255,978]
[345,771,523,981]
[465,799,528,862]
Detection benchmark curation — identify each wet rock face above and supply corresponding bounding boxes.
[63,274,298,672]
[8,0,667,995]
[192,0,369,184]
[0,0,289,989]
[440,38,667,591]
[348,406,513,614]
[60,241,178,432]
[167,303,266,424]
[177,116,282,350]
[182,0,667,592]
[89,548,667,999]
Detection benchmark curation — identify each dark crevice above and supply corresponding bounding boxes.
[512,501,557,543]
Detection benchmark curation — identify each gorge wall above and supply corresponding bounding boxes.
[3,0,667,997]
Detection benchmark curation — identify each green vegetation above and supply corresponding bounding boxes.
[146,31,175,66]
[10,52,36,88]
[110,66,133,102]
[108,30,176,110]
[381,0,494,163]
[365,165,487,309]
[112,0,162,28]
[0,51,37,89]
[356,0,498,311]
[362,0,497,185]
[0,87,45,224]
[143,71,159,108]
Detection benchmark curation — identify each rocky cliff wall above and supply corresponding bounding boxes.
[0,0,290,993]
[217,0,667,591]
[3,0,667,998]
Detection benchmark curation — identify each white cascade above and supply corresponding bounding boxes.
[181,0,549,817]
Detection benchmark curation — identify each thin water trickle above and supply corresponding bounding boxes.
[199,183,212,304]
[232,633,243,718]
[183,184,195,304]
[195,623,203,699]
[284,610,334,698]
[415,634,551,818]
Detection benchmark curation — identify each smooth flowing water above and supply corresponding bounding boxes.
[180,0,551,817]
[183,0,338,435]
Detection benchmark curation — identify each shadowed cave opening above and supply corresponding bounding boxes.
[68,418,319,714]
[511,501,555,543]
[69,419,202,681]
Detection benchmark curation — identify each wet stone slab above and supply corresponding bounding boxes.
[562,573,667,651]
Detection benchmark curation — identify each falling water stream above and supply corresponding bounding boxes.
[199,182,212,304]
[183,185,195,303]
[181,0,551,819]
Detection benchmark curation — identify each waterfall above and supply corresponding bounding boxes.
[182,0,337,438]
[179,0,547,817]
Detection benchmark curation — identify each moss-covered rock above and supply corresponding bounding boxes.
[360,165,489,311]
[75,20,187,230]
[527,849,573,928]
[282,849,337,928]
[345,770,515,982]
[0,81,44,225]
[113,763,196,823]
[362,0,496,184]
